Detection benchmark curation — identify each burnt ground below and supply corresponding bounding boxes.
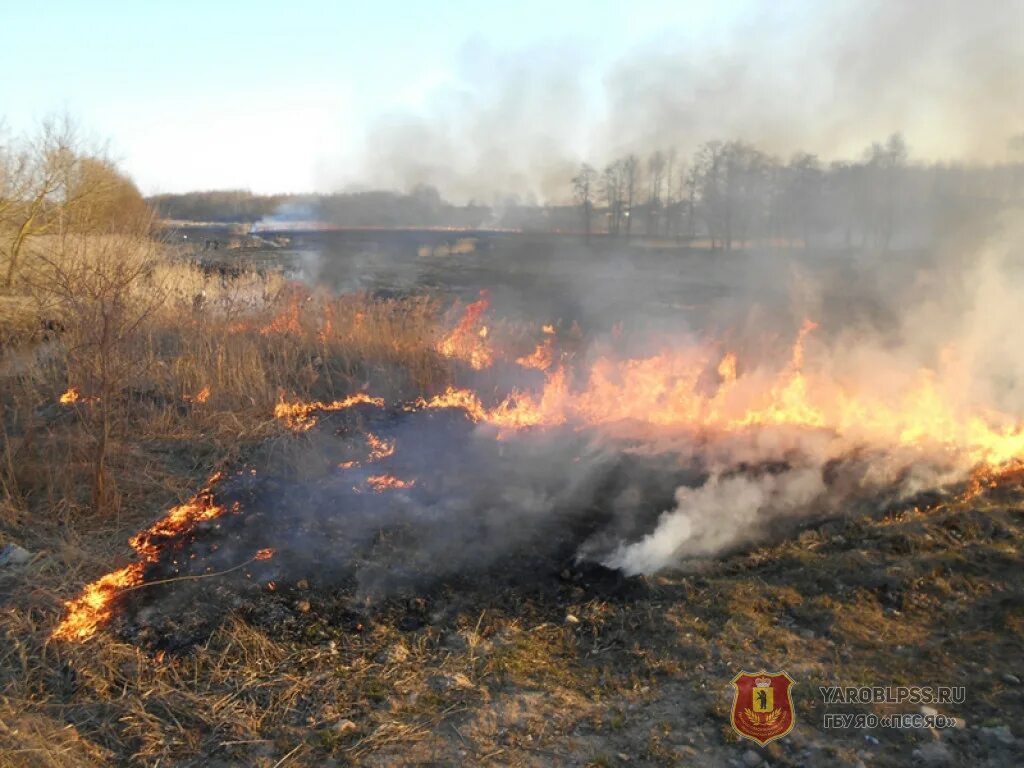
[3,239,1022,766]
[27,405,1024,767]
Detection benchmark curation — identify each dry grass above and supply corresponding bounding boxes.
[1,238,453,521]
[0,237,468,765]
[2,235,1023,766]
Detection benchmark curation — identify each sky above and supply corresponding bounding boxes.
[1,1,1021,200]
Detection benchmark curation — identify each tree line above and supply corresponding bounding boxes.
[573,135,1024,250]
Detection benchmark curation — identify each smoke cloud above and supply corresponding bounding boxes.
[352,0,1024,203]
[604,467,826,575]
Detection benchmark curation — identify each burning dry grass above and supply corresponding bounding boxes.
[0,244,454,519]
[1,476,1021,766]
[3,233,1024,764]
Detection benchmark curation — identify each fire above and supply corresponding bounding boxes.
[261,292,304,336]
[366,433,395,461]
[437,291,493,369]
[184,386,210,404]
[318,303,334,344]
[717,353,737,385]
[516,337,557,371]
[51,563,145,641]
[275,393,385,431]
[421,320,1024,470]
[408,387,489,421]
[52,473,226,642]
[58,388,98,405]
[254,548,275,561]
[337,433,395,470]
[366,474,416,492]
[542,324,556,335]
[52,314,1024,643]
[128,490,225,561]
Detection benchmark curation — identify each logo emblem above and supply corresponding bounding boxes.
[730,670,796,745]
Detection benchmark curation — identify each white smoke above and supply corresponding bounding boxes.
[603,467,825,575]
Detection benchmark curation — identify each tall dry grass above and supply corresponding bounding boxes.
[0,232,453,528]
[0,232,463,765]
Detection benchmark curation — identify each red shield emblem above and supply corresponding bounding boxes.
[730,670,796,745]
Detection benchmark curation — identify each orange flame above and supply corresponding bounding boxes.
[437,291,493,369]
[59,387,80,404]
[274,393,385,431]
[717,353,737,385]
[407,387,489,421]
[260,292,304,336]
[128,491,226,561]
[338,433,395,470]
[516,338,557,371]
[183,386,210,404]
[366,474,416,492]
[366,433,396,461]
[50,563,145,641]
[420,320,1024,469]
[52,473,226,642]
[318,303,334,344]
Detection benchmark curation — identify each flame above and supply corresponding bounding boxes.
[542,324,556,335]
[52,473,226,642]
[366,474,416,492]
[127,490,225,561]
[50,563,145,641]
[184,386,210,404]
[338,433,395,470]
[419,320,1024,469]
[318,303,334,344]
[52,316,1024,642]
[516,338,557,371]
[275,393,385,431]
[254,548,275,561]
[59,387,80,404]
[366,433,395,461]
[717,353,737,385]
[437,291,493,369]
[261,292,304,336]
[408,387,489,421]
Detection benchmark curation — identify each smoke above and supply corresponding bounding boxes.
[604,467,826,575]
[350,0,1024,202]
[360,42,589,204]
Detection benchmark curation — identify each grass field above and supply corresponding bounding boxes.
[1,233,1022,767]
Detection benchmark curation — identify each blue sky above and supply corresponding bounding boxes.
[2,1,1018,198]
[1,1,760,194]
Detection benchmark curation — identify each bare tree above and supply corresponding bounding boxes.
[694,141,725,249]
[1,118,76,288]
[663,149,677,237]
[0,116,136,288]
[572,163,598,243]
[779,153,824,247]
[34,225,166,513]
[646,151,666,236]
[880,132,908,250]
[622,155,639,240]
[602,160,625,235]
